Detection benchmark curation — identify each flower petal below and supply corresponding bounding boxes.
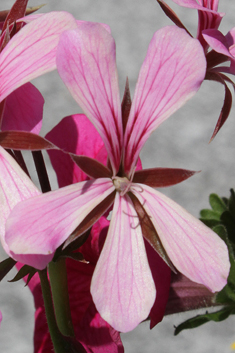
[202,29,233,58]
[171,0,219,12]
[46,114,107,187]
[0,11,77,102]
[2,82,44,133]
[21,217,123,353]
[0,146,40,253]
[5,178,115,269]
[124,26,206,175]
[132,184,230,292]
[91,193,156,332]
[56,23,123,174]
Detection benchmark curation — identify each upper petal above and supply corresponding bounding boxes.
[171,0,219,12]
[46,114,107,187]
[124,26,206,175]
[5,178,115,269]
[0,11,77,102]
[91,193,156,332]
[202,29,233,58]
[2,82,44,133]
[56,23,123,175]
[132,184,230,292]
[0,146,40,253]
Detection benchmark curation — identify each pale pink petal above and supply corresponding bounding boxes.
[124,26,206,175]
[56,23,123,175]
[1,82,44,133]
[91,193,156,332]
[46,114,107,187]
[226,27,235,48]
[0,11,77,102]
[75,20,111,33]
[17,14,45,23]
[132,184,230,292]
[202,29,233,57]
[0,146,40,253]
[24,218,123,353]
[171,0,219,12]
[5,178,115,269]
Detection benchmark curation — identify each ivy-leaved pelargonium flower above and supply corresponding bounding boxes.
[4,23,230,332]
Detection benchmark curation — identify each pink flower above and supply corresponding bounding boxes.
[202,28,235,74]
[170,0,224,51]
[158,0,234,138]
[4,23,230,332]
[46,114,171,330]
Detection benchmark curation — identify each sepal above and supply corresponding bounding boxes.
[0,131,56,150]
[0,257,16,281]
[8,264,37,285]
[157,0,191,36]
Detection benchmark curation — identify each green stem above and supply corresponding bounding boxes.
[39,269,67,353]
[48,258,75,337]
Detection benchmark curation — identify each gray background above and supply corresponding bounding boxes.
[1,0,235,352]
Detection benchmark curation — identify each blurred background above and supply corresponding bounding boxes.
[1,0,235,352]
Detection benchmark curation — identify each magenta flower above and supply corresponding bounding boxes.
[4,23,230,332]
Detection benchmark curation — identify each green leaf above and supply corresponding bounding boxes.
[0,257,16,281]
[200,209,221,221]
[174,306,235,335]
[209,193,227,214]
[228,189,235,220]
[200,218,220,228]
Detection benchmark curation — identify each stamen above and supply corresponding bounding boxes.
[112,176,133,196]
[112,167,137,196]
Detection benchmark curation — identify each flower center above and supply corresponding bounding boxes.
[112,176,132,196]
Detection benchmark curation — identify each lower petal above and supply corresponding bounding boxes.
[91,193,156,332]
[132,184,230,293]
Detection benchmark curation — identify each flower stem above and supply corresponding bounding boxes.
[48,258,75,337]
[39,268,86,353]
[32,150,51,193]
[39,269,67,353]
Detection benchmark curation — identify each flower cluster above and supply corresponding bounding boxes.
[0,0,233,352]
